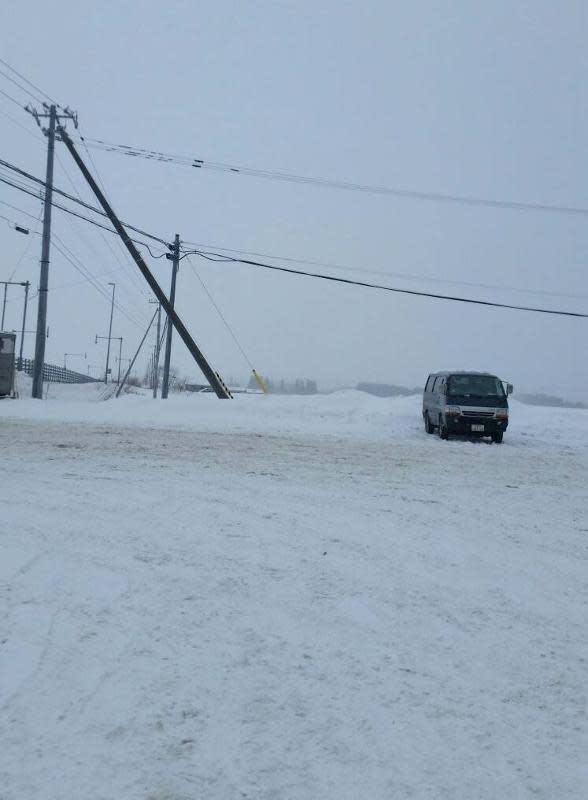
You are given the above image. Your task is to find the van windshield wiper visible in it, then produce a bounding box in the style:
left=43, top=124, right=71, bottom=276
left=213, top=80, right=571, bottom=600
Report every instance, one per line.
left=449, top=393, right=502, bottom=400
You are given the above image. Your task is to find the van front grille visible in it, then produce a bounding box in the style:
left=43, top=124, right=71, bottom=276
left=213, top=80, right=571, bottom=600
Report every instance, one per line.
left=461, top=410, right=494, bottom=418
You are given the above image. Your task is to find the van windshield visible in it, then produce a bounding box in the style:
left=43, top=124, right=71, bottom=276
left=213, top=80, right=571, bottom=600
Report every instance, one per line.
left=447, top=374, right=505, bottom=398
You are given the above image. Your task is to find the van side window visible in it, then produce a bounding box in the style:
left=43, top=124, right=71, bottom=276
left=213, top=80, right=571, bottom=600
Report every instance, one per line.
left=425, top=376, right=434, bottom=392
left=432, top=377, right=441, bottom=392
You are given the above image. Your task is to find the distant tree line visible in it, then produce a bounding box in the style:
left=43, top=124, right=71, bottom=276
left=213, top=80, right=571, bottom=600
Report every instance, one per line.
left=517, top=393, right=587, bottom=410
left=356, top=382, right=421, bottom=398
left=247, top=375, right=318, bottom=394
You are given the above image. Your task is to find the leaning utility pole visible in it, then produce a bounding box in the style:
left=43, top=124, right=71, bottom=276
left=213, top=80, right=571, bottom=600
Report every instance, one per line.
left=161, top=233, right=180, bottom=398
left=57, top=125, right=231, bottom=399
left=26, top=103, right=77, bottom=398
left=116, top=307, right=157, bottom=398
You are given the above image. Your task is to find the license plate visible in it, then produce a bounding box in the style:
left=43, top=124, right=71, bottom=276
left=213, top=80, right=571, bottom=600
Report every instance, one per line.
left=471, top=424, right=485, bottom=432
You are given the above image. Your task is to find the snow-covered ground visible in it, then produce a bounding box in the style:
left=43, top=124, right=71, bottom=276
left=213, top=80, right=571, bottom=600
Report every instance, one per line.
left=1, top=383, right=587, bottom=799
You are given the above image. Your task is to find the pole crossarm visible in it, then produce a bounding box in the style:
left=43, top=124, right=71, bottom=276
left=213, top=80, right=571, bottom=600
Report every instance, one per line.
left=57, top=125, right=231, bottom=399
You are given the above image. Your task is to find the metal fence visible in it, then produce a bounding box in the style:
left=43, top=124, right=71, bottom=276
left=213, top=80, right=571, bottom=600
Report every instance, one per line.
left=18, top=358, right=101, bottom=385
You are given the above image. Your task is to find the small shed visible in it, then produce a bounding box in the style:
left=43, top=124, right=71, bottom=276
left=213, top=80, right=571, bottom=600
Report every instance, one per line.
left=0, top=332, right=16, bottom=397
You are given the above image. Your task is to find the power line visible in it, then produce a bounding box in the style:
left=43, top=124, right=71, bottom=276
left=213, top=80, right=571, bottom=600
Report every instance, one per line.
left=3, top=195, right=149, bottom=326
left=0, top=195, right=41, bottom=218
left=76, top=125, right=156, bottom=294
left=8, top=208, right=43, bottom=281
left=0, top=67, right=44, bottom=105
left=0, top=210, right=31, bottom=228
left=0, top=104, right=45, bottom=143
left=4, top=153, right=585, bottom=304
left=3, top=140, right=586, bottom=316
left=0, top=87, right=24, bottom=109
left=54, top=150, right=152, bottom=302
left=0, top=203, right=42, bottom=283
left=187, top=249, right=588, bottom=319
left=48, top=266, right=138, bottom=294
left=51, top=233, right=146, bottom=329
left=0, top=57, right=58, bottom=106
left=77, top=134, right=588, bottom=218
left=184, top=254, right=254, bottom=369
left=1, top=195, right=148, bottom=327
left=4, top=157, right=586, bottom=315
left=0, top=156, right=171, bottom=247
left=0, top=172, right=169, bottom=255
left=181, top=239, right=588, bottom=302
left=3, top=62, right=577, bottom=221
left=4, top=166, right=586, bottom=315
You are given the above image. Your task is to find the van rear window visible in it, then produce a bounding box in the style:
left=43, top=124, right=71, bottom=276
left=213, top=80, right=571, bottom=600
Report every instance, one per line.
left=447, top=374, right=504, bottom=397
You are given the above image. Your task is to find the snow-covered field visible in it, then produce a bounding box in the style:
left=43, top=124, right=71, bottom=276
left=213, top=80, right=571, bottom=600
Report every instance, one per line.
left=1, top=384, right=587, bottom=799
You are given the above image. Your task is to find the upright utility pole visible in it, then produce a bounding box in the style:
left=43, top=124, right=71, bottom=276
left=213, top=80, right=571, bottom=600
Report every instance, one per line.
left=19, top=281, right=29, bottom=368
left=153, top=302, right=162, bottom=398
left=31, top=104, right=56, bottom=398
left=117, top=337, right=123, bottom=383
left=161, top=233, right=180, bottom=398
left=104, top=282, right=115, bottom=383
left=26, top=103, right=77, bottom=398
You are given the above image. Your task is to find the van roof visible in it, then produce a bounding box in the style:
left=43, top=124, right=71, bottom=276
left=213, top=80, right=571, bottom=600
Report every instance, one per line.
left=428, top=371, right=498, bottom=378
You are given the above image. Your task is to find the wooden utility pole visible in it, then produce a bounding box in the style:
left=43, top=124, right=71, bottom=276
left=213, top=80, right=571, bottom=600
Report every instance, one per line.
left=26, top=103, right=77, bottom=398
left=161, top=233, right=179, bottom=398
left=31, top=104, right=55, bottom=398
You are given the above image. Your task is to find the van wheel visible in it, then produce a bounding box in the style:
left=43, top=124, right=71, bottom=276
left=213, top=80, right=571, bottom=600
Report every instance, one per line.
left=424, top=412, right=434, bottom=434
left=492, top=432, right=503, bottom=444
left=438, top=415, right=449, bottom=440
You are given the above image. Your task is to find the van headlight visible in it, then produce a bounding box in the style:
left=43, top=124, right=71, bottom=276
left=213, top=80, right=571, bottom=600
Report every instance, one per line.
left=445, top=406, right=461, bottom=416
left=495, top=409, right=508, bottom=420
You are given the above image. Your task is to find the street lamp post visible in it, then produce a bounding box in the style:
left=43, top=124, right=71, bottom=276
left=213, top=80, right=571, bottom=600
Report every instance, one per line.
left=95, top=336, right=123, bottom=381
left=18, top=281, right=30, bottom=369
left=2, top=218, right=30, bottom=332
left=0, top=280, right=29, bottom=332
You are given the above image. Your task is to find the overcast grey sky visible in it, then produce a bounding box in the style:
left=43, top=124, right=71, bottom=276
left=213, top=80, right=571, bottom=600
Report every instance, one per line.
left=1, top=1, right=587, bottom=398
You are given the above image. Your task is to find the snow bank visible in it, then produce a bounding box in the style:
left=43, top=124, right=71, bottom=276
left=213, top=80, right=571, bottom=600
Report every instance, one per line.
left=3, top=376, right=588, bottom=450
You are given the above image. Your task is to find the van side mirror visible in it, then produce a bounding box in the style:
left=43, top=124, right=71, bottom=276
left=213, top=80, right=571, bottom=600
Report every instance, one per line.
left=506, top=383, right=513, bottom=395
